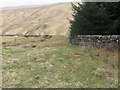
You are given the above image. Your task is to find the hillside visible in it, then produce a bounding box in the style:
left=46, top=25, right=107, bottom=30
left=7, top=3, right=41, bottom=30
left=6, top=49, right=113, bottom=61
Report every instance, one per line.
left=1, top=2, right=77, bottom=36
left=1, top=2, right=118, bottom=88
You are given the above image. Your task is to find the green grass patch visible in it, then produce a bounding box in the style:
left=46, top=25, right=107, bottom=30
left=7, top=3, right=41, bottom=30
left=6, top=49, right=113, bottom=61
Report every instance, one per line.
left=2, top=36, right=118, bottom=88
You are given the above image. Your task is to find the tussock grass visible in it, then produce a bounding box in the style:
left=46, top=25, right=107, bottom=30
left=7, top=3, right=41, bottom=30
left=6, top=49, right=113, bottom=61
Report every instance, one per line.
left=2, top=36, right=118, bottom=88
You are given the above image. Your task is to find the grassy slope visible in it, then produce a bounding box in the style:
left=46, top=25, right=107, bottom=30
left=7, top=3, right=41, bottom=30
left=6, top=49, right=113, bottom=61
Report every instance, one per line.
left=1, top=2, right=75, bottom=36
left=2, top=36, right=118, bottom=88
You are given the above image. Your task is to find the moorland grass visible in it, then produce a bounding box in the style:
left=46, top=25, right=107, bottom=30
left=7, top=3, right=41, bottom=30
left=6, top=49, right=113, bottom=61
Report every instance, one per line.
left=2, top=36, right=118, bottom=88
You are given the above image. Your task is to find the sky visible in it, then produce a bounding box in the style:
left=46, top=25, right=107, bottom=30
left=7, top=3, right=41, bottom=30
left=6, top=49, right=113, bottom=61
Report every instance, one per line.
left=0, top=0, right=80, bottom=8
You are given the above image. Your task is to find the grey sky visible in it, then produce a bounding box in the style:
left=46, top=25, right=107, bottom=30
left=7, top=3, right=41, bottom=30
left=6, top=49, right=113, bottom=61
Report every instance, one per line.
left=0, top=0, right=80, bottom=8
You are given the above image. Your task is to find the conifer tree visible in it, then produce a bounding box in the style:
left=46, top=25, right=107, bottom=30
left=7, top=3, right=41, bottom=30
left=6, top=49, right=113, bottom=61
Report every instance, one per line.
left=69, top=2, right=120, bottom=39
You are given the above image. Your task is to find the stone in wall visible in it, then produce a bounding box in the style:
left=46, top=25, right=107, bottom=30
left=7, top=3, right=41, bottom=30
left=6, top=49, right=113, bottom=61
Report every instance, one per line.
left=70, top=35, right=119, bottom=49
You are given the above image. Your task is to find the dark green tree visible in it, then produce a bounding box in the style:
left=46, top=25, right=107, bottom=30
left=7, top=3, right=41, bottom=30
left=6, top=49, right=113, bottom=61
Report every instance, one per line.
left=69, top=2, right=120, bottom=39
left=96, top=2, right=120, bottom=34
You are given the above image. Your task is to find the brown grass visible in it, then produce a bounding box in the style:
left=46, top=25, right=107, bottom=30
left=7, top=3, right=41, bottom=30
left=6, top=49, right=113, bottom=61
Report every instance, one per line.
left=1, top=2, right=78, bottom=36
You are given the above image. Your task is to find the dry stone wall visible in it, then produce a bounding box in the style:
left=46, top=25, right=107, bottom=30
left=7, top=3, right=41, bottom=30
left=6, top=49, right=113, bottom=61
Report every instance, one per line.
left=70, top=35, right=119, bottom=49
